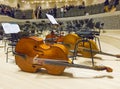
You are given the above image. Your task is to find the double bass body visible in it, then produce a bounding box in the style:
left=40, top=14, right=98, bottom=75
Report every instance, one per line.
left=15, top=36, right=69, bottom=75
left=63, top=33, right=99, bottom=58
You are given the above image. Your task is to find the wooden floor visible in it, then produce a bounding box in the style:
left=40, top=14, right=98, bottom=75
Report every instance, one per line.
left=0, top=30, right=120, bottom=89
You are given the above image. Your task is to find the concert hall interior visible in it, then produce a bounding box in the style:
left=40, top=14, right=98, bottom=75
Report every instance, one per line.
left=0, top=0, right=120, bottom=89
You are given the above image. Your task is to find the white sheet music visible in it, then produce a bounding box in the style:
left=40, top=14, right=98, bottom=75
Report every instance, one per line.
left=46, top=14, right=58, bottom=24
left=1, top=23, right=20, bottom=34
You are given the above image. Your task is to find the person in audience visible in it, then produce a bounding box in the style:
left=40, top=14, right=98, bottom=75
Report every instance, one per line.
left=104, top=0, right=110, bottom=12
left=79, top=0, right=85, bottom=9
left=17, top=3, right=20, bottom=9
left=111, top=0, right=119, bottom=11
left=60, top=6, right=64, bottom=17
left=63, top=6, right=67, bottom=15
left=104, top=0, right=119, bottom=12
left=34, top=8, right=37, bottom=19
left=82, top=0, right=85, bottom=9
left=84, top=11, right=89, bottom=16
left=22, top=12, right=26, bottom=19
left=11, top=8, right=15, bottom=18
left=109, top=0, right=115, bottom=8
left=37, top=6, right=42, bottom=19
left=113, top=0, right=119, bottom=7
left=0, top=7, right=2, bottom=14
left=53, top=5, right=57, bottom=18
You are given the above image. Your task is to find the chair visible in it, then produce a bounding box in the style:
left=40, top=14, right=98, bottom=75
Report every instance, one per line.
left=73, top=29, right=102, bottom=66
left=6, top=33, right=19, bottom=62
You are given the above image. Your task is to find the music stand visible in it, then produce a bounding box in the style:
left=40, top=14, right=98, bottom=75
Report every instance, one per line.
left=46, top=14, right=58, bottom=25
left=1, top=23, right=21, bottom=62
left=1, top=23, right=20, bottom=34
left=46, top=14, right=61, bottom=44
left=46, top=13, right=63, bottom=32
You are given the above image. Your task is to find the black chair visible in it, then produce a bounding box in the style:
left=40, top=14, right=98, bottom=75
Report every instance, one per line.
left=73, top=29, right=102, bottom=66
left=6, top=33, right=19, bottom=62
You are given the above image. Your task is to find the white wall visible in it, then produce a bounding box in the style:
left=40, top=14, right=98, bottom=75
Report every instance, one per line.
left=0, top=0, right=18, bottom=7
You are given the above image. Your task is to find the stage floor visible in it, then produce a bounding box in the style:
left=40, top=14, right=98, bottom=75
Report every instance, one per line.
left=0, top=30, right=120, bottom=89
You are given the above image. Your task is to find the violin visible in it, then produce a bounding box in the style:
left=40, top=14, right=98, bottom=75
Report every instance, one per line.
left=15, top=36, right=113, bottom=75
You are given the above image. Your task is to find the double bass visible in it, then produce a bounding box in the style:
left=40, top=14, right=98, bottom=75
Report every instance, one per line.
left=15, top=36, right=112, bottom=75
left=63, top=33, right=99, bottom=58
left=63, top=33, right=120, bottom=58
left=45, top=30, right=64, bottom=44
left=15, top=36, right=68, bottom=75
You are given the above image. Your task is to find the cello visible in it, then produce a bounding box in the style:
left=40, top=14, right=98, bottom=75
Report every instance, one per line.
left=15, top=36, right=112, bottom=75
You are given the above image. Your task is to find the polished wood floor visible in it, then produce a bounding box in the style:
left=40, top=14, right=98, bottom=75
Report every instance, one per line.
left=0, top=30, right=120, bottom=89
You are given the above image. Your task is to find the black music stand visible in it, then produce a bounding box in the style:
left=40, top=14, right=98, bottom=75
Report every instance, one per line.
left=45, top=14, right=60, bottom=43
left=1, top=23, right=20, bottom=62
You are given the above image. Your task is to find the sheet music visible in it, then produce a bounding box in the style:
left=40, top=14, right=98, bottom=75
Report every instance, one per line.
left=1, top=23, right=20, bottom=34
left=46, top=14, right=58, bottom=24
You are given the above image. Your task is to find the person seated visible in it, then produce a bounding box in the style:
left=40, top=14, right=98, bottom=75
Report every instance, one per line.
left=104, top=0, right=119, bottom=12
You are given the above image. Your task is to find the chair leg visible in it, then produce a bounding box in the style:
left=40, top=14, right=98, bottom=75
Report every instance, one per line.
left=88, top=40, right=94, bottom=66
left=6, top=47, right=9, bottom=63
left=73, top=39, right=95, bottom=66
left=6, top=47, right=12, bottom=63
